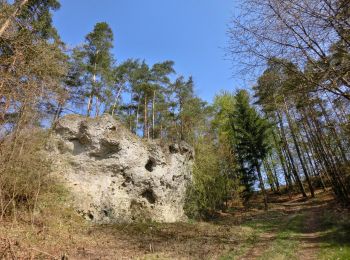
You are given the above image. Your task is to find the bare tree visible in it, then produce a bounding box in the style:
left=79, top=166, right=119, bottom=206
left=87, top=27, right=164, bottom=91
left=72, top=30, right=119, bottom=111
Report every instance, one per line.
left=228, top=0, right=350, bottom=99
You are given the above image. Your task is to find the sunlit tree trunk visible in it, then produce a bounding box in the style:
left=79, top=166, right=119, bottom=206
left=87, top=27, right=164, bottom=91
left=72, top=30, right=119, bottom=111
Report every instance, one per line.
left=0, top=0, right=29, bottom=37
left=143, top=95, right=148, bottom=139
left=269, top=154, right=280, bottom=193
left=284, top=100, right=315, bottom=198
left=256, top=161, right=268, bottom=210
left=277, top=111, right=307, bottom=197
left=87, top=64, right=97, bottom=117
left=152, top=90, right=155, bottom=139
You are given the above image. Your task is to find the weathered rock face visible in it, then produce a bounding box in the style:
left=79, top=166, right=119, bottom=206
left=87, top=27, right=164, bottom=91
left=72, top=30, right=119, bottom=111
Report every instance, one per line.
left=47, top=114, right=194, bottom=223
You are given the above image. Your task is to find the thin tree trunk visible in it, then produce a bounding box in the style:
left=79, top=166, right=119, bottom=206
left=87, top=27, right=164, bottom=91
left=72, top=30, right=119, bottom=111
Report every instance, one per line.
left=152, top=90, right=155, bottom=139
left=300, top=116, right=327, bottom=190
left=272, top=129, right=292, bottom=189
left=111, top=84, right=124, bottom=117
left=136, top=98, right=140, bottom=134
left=277, top=111, right=307, bottom=197
left=307, top=106, right=349, bottom=201
left=318, top=101, right=348, bottom=163
left=0, top=0, right=29, bottom=37
left=256, top=163, right=268, bottom=210
left=87, top=92, right=93, bottom=117
left=87, top=67, right=97, bottom=117
left=52, top=102, right=63, bottom=124
left=269, top=154, right=280, bottom=193
left=263, top=160, right=275, bottom=192
left=143, top=95, right=148, bottom=139
left=160, top=123, right=163, bottom=140
left=284, top=100, right=315, bottom=198
left=95, top=96, right=100, bottom=117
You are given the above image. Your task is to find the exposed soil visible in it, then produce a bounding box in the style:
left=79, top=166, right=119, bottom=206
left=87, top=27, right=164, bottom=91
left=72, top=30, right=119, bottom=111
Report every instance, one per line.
left=0, top=189, right=345, bottom=259
left=239, top=189, right=336, bottom=260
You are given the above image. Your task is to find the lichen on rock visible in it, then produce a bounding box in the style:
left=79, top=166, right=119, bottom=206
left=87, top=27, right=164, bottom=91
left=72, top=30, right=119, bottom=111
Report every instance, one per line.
left=47, top=114, right=194, bottom=223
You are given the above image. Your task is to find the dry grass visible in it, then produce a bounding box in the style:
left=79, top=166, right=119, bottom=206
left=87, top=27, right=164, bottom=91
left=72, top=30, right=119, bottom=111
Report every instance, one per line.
left=0, top=207, right=256, bottom=259
left=0, top=187, right=346, bottom=259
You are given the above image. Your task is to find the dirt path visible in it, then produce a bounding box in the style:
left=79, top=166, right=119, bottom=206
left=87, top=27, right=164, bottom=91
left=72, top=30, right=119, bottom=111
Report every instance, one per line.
left=239, top=231, right=277, bottom=260
left=297, top=207, right=323, bottom=260
left=238, top=192, right=333, bottom=260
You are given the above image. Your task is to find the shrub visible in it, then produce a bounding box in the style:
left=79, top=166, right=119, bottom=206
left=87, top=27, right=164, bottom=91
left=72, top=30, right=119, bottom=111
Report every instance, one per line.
left=184, top=139, right=237, bottom=219
left=0, top=129, right=52, bottom=219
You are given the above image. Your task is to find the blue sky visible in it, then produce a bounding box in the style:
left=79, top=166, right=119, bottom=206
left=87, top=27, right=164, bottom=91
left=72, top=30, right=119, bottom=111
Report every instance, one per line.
left=53, top=0, right=241, bottom=102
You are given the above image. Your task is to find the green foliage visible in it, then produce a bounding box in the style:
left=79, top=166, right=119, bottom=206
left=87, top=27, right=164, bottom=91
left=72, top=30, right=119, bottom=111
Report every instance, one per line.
left=73, top=22, right=115, bottom=116
left=184, top=137, right=235, bottom=219
left=318, top=210, right=350, bottom=260
left=231, top=90, right=271, bottom=163
left=84, top=22, right=114, bottom=76
left=20, top=0, right=61, bottom=40
left=230, top=90, right=271, bottom=201
left=212, top=91, right=236, bottom=138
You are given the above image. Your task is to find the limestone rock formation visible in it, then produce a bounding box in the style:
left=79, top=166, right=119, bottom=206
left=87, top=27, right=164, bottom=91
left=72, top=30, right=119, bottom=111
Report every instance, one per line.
left=47, top=114, right=194, bottom=223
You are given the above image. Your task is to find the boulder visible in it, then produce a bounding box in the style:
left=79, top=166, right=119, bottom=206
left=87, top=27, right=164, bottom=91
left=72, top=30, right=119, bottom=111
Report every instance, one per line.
left=47, top=114, right=194, bottom=223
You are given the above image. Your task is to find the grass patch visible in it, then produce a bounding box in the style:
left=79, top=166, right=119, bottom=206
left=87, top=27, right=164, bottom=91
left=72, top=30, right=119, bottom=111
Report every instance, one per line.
left=259, top=213, right=304, bottom=260
left=220, top=210, right=305, bottom=260
left=219, top=210, right=288, bottom=259
left=318, top=210, right=350, bottom=260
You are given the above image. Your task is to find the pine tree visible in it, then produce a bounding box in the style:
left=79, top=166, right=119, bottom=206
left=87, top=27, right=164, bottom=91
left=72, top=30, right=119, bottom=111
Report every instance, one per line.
left=76, top=22, right=114, bottom=117
left=230, top=90, right=271, bottom=210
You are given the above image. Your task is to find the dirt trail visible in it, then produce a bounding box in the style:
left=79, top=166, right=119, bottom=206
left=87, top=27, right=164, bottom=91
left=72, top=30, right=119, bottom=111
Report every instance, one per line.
left=297, top=207, right=323, bottom=260
left=239, top=191, right=333, bottom=260
left=239, top=231, right=277, bottom=260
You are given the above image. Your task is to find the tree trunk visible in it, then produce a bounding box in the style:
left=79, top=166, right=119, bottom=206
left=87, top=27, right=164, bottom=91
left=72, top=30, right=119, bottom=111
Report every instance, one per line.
left=87, top=92, right=93, bottom=117
left=277, top=111, right=307, bottom=197
left=87, top=68, right=97, bottom=117
left=269, top=154, right=280, bottom=193
left=318, top=101, right=348, bottom=163
left=143, top=95, right=148, bottom=139
left=272, top=129, right=292, bottom=189
left=256, top=163, right=268, bottom=211
left=263, top=160, right=275, bottom=192
left=95, top=96, right=100, bottom=117
left=111, top=85, right=124, bottom=117
left=284, top=100, right=315, bottom=198
left=52, top=102, right=63, bottom=124
left=136, top=100, right=140, bottom=134
left=152, top=90, right=155, bottom=139
left=0, top=0, right=29, bottom=37
left=307, top=106, right=349, bottom=201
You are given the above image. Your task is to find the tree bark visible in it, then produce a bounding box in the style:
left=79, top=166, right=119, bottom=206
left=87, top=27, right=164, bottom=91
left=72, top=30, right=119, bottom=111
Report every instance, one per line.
left=269, top=154, right=280, bottom=193
left=152, top=90, right=155, bottom=139
left=111, top=84, right=124, bottom=117
left=284, top=100, right=315, bottom=198
left=0, top=0, right=29, bottom=38
left=135, top=98, right=140, bottom=134
left=256, top=163, right=268, bottom=211
left=143, top=95, right=148, bottom=139
left=277, top=111, right=307, bottom=197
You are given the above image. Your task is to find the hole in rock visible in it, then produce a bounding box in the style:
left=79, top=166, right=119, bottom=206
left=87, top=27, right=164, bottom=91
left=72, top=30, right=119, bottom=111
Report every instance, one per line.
left=87, top=213, right=94, bottom=220
left=169, top=144, right=178, bottom=154
left=141, top=189, right=156, bottom=204
left=103, top=209, right=110, bottom=217
left=145, top=158, right=156, bottom=172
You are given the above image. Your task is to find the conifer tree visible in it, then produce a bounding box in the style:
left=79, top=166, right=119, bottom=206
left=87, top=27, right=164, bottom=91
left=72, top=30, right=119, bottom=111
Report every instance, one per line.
left=230, top=90, right=271, bottom=210
left=76, top=22, right=114, bottom=117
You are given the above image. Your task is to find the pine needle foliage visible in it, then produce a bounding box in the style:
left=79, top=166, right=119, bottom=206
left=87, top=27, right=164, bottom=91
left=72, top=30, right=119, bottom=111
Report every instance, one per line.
left=230, top=90, right=271, bottom=209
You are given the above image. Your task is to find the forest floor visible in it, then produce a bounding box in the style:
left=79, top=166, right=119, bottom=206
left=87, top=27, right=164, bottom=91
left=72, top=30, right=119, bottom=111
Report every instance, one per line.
left=0, top=189, right=349, bottom=259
